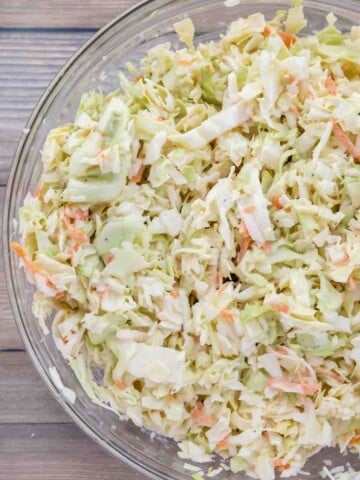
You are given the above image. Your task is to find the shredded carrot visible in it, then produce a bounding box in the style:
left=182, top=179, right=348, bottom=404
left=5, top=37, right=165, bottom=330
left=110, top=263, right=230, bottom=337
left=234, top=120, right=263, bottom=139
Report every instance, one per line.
left=273, top=458, right=290, bottom=472
left=239, top=236, right=252, bottom=260
left=67, top=227, right=88, bottom=250
left=105, top=254, right=114, bottom=264
left=99, top=287, right=108, bottom=305
left=45, top=277, right=55, bottom=289
left=133, top=74, right=143, bottom=83
left=218, top=435, right=229, bottom=450
left=243, top=205, right=256, bottom=214
left=270, top=302, right=289, bottom=314
left=278, top=30, right=297, bottom=48
left=290, top=107, right=300, bottom=118
left=10, top=242, right=42, bottom=275
left=171, top=288, right=179, bottom=299
left=325, top=75, right=337, bottom=95
left=115, top=378, right=125, bottom=390
left=349, top=435, right=360, bottom=446
left=275, top=346, right=289, bottom=355
left=314, top=366, right=345, bottom=384
left=98, top=149, right=107, bottom=169
left=334, top=256, right=350, bottom=266
left=63, top=213, right=89, bottom=252
left=178, top=59, right=192, bottom=67
left=34, top=183, right=43, bottom=198
left=332, top=121, right=360, bottom=162
left=271, top=196, right=284, bottom=210
left=10, top=242, right=27, bottom=259
left=239, top=221, right=250, bottom=238
left=287, top=74, right=296, bottom=84
left=61, top=337, right=69, bottom=345
left=130, top=164, right=145, bottom=183
left=268, top=377, right=320, bottom=396
left=64, top=206, right=89, bottom=223
left=220, top=309, right=234, bottom=322
left=55, top=291, right=66, bottom=300
left=191, top=402, right=215, bottom=427
left=262, top=26, right=271, bottom=37
left=262, top=242, right=271, bottom=254
left=307, top=90, right=315, bottom=101
left=215, top=270, right=223, bottom=290
left=348, top=275, right=357, bottom=292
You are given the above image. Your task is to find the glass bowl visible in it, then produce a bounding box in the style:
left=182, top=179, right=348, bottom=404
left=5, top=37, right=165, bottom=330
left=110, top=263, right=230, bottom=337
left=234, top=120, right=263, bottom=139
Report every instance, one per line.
left=3, top=0, right=360, bottom=478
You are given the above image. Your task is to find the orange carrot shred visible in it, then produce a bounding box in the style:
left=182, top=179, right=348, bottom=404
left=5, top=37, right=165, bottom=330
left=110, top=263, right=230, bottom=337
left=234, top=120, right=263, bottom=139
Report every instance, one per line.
left=262, top=26, right=271, bottom=37
left=218, top=435, right=229, bottom=450
left=220, top=309, right=234, bottom=322
left=268, top=377, right=320, bottom=396
left=349, top=275, right=357, bottom=292
left=178, top=59, right=192, bottom=67
left=215, top=270, right=223, bottom=290
left=334, top=256, right=350, bottom=266
left=10, top=242, right=27, bottom=259
left=243, top=205, right=256, bottom=213
left=262, top=242, right=271, bottom=254
left=171, top=288, right=179, bottom=299
left=191, top=402, right=215, bottom=427
left=270, top=302, right=289, bottom=313
left=325, top=75, right=337, bottom=95
left=130, top=164, right=145, bottom=183
left=287, top=74, right=296, bottom=84
left=273, top=458, right=290, bottom=472
left=34, top=184, right=43, bottom=198
left=314, top=366, right=345, bottom=384
left=278, top=30, right=297, bottom=48
left=105, top=254, right=114, bottom=264
left=10, top=242, right=42, bottom=275
left=307, top=90, right=315, bottom=101
left=271, top=196, right=284, bottom=210
left=45, top=277, right=55, bottom=289
left=332, top=121, right=360, bottom=162
left=239, top=236, right=252, bottom=260
left=350, top=435, right=360, bottom=446
left=239, top=221, right=250, bottom=238
left=115, top=379, right=125, bottom=390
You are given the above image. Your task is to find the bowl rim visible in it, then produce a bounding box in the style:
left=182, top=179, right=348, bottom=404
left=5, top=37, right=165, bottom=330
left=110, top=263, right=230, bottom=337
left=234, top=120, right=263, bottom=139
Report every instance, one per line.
left=2, top=0, right=360, bottom=479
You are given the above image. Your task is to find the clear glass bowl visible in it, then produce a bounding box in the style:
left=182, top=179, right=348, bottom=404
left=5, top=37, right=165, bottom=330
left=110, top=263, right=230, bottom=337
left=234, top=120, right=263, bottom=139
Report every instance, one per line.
left=3, top=0, right=360, bottom=478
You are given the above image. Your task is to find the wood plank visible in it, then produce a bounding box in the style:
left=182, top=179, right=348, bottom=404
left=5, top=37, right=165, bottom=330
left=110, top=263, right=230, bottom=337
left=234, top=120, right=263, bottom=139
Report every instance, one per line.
left=0, top=1, right=134, bottom=29
left=0, top=187, right=20, bottom=350
left=0, top=352, right=69, bottom=423
left=0, top=423, right=145, bottom=480
left=0, top=30, right=92, bottom=185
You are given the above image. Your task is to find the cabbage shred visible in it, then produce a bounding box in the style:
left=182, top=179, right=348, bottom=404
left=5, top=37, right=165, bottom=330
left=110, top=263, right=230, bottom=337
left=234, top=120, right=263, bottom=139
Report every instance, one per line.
left=12, top=4, right=360, bottom=480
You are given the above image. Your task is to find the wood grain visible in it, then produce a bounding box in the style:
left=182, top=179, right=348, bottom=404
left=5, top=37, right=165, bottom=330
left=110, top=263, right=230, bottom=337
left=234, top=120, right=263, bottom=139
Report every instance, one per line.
left=0, top=424, right=144, bottom=480
left=0, top=1, right=134, bottom=29
left=0, top=352, right=69, bottom=423
left=0, top=30, right=92, bottom=185
left=0, top=187, right=21, bottom=350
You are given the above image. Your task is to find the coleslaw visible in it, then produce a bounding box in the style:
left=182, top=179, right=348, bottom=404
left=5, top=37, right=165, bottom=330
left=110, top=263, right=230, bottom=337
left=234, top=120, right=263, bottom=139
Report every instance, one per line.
left=12, top=3, right=360, bottom=479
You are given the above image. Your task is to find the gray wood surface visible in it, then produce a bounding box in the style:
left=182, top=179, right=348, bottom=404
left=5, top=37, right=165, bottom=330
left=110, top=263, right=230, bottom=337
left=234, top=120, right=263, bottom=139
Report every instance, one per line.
left=0, top=1, right=134, bottom=29
left=0, top=424, right=143, bottom=480
left=0, top=1, right=147, bottom=478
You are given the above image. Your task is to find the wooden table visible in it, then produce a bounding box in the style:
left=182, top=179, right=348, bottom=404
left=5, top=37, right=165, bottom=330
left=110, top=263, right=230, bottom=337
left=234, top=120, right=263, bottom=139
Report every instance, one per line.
left=0, top=2, right=145, bottom=478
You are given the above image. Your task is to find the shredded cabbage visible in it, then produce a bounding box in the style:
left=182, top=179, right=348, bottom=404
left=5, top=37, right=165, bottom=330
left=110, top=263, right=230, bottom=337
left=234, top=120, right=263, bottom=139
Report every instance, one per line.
left=12, top=3, right=360, bottom=479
